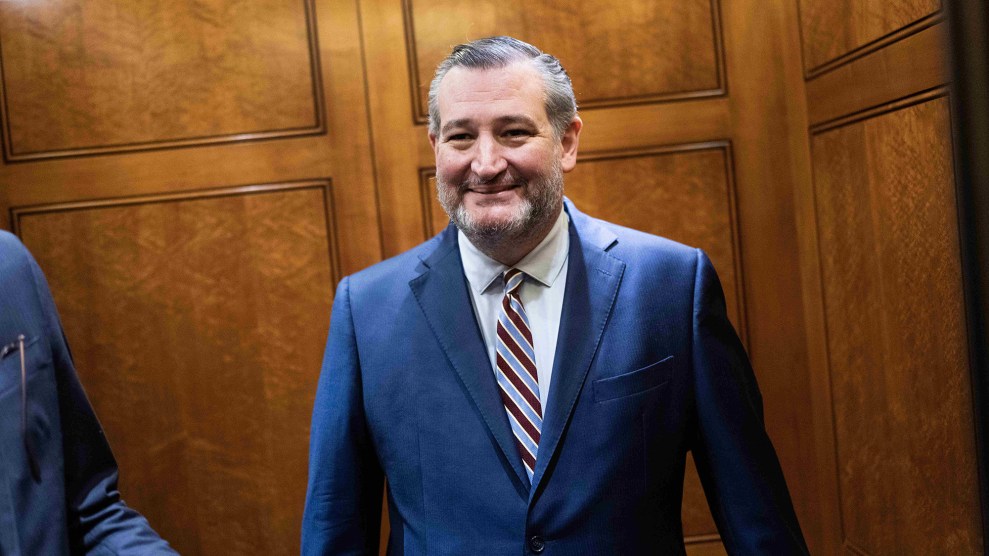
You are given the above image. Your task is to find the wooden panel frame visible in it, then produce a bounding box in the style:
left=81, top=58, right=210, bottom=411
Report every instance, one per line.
left=946, top=0, right=989, bottom=544
left=0, top=0, right=327, bottom=163
left=400, top=0, right=728, bottom=126
left=799, top=7, right=943, bottom=80
left=9, top=179, right=340, bottom=284
left=809, top=87, right=982, bottom=554
left=805, top=22, right=949, bottom=129
left=10, top=178, right=338, bottom=554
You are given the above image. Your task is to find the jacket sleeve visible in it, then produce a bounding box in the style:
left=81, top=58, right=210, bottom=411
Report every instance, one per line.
left=25, top=244, right=178, bottom=555
left=688, top=249, right=808, bottom=555
left=302, top=276, right=384, bottom=555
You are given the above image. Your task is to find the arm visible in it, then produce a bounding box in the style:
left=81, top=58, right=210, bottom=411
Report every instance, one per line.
left=688, top=250, right=808, bottom=555
left=24, top=244, right=177, bottom=555
left=302, top=276, right=384, bottom=555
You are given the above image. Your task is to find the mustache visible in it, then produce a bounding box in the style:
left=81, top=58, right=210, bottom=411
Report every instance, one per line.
left=454, top=171, right=526, bottom=192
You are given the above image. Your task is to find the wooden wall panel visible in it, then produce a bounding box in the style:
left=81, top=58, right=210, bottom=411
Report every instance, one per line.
left=404, top=0, right=724, bottom=122
left=0, top=0, right=322, bottom=160
left=13, top=183, right=336, bottom=556
left=798, top=0, right=940, bottom=75
left=804, top=23, right=948, bottom=127
left=811, top=95, right=982, bottom=554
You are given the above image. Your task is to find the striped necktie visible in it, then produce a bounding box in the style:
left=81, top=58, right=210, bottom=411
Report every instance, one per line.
left=495, top=268, right=542, bottom=480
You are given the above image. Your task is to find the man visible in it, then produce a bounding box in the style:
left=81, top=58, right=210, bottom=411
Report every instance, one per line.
left=303, top=36, right=807, bottom=555
left=0, top=231, right=176, bottom=555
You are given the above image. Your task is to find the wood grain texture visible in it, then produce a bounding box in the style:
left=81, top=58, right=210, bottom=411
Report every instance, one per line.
left=0, top=0, right=382, bottom=275
left=404, top=0, right=723, bottom=122
left=720, top=1, right=823, bottom=551
left=811, top=96, right=982, bottom=554
left=798, top=0, right=940, bottom=72
left=806, top=22, right=948, bottom=128
left=685, top=538, right=728, bottom=556
left=0, top=0, right=321, bottom=158
left=16, top=184, right=335, bottom=556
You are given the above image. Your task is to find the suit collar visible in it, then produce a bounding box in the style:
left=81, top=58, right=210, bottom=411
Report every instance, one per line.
left=529, top=200, right=624, bottom=497
left=410, top=225, right=533, bottom=492
left=457, top=208, right=570, bottom=293
left=410, top=200, right=624, bottom=497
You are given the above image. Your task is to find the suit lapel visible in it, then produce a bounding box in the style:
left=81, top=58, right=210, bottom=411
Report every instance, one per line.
left=530, top=201, right=625, bottom=496
left=409, top=225, right=531, bottom=490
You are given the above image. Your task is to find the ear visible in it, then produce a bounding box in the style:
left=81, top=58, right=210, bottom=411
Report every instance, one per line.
left=559, top=116, right=582, bottom=173
left=428, top=130, right=438, bottom=151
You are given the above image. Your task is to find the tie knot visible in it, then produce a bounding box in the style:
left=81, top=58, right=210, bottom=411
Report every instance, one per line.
left=503, top=268, right=525, bottom=296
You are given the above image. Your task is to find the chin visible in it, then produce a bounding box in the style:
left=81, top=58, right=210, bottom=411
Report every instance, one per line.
left=466, top=204, right=522, bottom=226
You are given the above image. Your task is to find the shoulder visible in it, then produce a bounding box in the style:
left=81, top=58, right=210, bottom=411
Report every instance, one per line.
left=0, top=230, right=39, bottom=287
left=569, top=205, right=700, bottom=272
left=343, top=229, right=449, bottom=297
left=0, top=229, right=31, bottom=261
left=606, top=220, right=696, bottom=259
left=0, top=231, right=54, bottom=341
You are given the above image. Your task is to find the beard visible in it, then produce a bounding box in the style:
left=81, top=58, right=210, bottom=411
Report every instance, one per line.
left=436, top=162, right=564, bottom=253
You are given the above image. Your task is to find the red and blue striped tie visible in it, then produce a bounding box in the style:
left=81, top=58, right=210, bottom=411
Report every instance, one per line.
left=496, top=268, right=542, bottom=480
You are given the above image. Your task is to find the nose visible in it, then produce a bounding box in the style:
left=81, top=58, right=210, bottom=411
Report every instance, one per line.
left=470, top=134, right=508, bottom=180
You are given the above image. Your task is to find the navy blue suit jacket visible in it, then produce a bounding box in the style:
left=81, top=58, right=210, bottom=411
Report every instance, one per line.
left=302, top=201, right=807, bottom=555
left=0, top=231, right=176, bottom=555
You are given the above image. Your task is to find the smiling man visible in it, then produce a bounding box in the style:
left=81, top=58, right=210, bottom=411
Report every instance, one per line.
left=430, top=55, right=576, bottom=268
left=302, top=36, right=808, bottom=555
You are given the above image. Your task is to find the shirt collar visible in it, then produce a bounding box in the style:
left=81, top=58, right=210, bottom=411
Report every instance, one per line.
left=458, top=208, right=570, bottom=294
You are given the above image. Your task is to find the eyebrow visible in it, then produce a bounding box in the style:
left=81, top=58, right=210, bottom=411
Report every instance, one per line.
left=496, top=115, right=538, bottom=128
left=440, top=114, right=539, bottom=135
left=440, top=119, right=472, bottom=135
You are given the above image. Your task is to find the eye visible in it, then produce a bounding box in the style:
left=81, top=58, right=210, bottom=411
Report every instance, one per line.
left=503, top=128, right=532, bottom=138
left=444, top=132, right=472, bottom=142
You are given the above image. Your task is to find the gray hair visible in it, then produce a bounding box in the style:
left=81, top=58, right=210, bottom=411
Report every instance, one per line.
left=427, top=36, right=577, bottom=139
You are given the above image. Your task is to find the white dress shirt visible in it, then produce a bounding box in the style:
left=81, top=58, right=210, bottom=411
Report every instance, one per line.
left=458, top=209, right=570, bottom=410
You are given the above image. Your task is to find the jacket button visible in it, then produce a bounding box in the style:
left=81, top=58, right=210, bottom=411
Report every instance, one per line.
left=528, top=535, right=545, bottom=553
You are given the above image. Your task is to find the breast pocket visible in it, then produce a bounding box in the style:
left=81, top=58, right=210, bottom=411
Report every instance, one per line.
left=592, top=356, right=674, bottom=403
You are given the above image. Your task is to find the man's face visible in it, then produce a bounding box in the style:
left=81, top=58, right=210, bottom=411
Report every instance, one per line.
left=429, top=61, right=580, bottom=244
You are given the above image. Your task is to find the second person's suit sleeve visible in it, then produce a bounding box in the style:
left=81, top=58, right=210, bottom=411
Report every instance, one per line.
left=23, top=239, right=178, bottom=555
left=302, top=276, right=384, bottom=556
left=687, top=249, right=808, bottom=555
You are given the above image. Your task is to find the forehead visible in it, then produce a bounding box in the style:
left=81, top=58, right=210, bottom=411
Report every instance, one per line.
left=436, top=61, right=548, bottom=125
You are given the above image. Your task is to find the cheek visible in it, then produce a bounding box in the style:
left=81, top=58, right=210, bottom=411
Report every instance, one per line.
left=509, top=146, right=559, bottom=177
left=435, top=151, right=470, bottom=179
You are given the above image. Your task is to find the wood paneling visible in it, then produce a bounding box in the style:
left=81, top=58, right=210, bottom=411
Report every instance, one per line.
left=0, top=0, right=376, bottom=554
left=811, top=95, right=982, bottom=554
left=0, top=0, right=381, bottom=275
left=798, top=0, right=940, bottom=74
left=404, top=0, right=724, bottom=122
left=577, top=99, right=731, bottom=155
left=13, top=183, right=336, bottom=556
left=805, top=22, right=948, bottom=127
left=720, top=1, right=822, bottom=549
left=0, top=0, right=322, bottom=160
